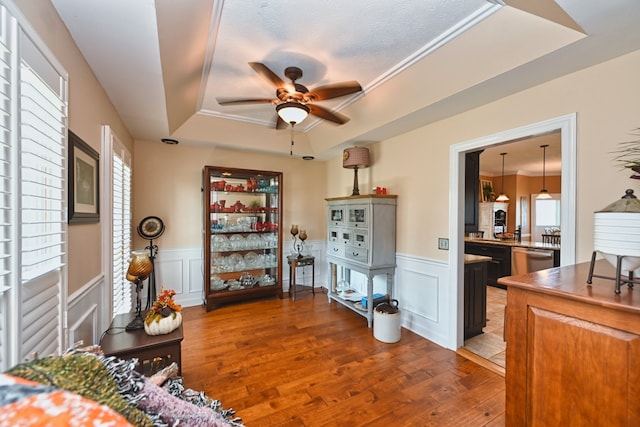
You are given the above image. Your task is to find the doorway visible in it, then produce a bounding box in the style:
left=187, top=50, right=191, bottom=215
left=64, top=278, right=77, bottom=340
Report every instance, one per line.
left=449, top=113, right=577, bottom=354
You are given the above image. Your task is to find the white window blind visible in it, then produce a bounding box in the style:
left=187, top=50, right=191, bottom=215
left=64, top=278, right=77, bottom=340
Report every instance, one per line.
left=111, top=141, right=131, bottom=316
left=20, top=59, right=66, bottom=283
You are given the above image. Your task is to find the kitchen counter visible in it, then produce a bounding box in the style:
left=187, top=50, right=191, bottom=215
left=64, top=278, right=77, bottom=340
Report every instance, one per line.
left=464, top=254, right=492, bottom=264
left=465, top=238, right=561, bottom=287
left=465, top=237, right=560, bottom=251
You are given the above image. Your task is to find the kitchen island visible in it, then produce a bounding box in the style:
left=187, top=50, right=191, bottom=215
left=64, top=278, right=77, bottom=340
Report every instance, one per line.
left=465, top=238, right=560, bottom=287
left=499, top=260, right=639, bottom=425
left=464, top=254, right=491, bottom=339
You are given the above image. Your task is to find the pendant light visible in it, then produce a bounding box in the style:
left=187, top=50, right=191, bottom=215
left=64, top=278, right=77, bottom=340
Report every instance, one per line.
left=496, top=152, right=509, bottom=202
left=537, top=144, right=552, bottom=200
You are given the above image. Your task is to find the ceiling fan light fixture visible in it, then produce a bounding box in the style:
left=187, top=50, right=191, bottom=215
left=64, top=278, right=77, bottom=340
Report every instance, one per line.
left=276, top=102, right=309, bottom=125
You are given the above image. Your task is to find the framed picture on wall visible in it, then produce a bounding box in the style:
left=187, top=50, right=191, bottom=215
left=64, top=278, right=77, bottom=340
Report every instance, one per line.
left=480, top=179, right=493, bottom=202
left=68, top=130, right=100, bottom=224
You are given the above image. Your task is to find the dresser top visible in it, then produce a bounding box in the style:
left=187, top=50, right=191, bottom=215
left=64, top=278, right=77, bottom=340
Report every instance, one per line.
left=325, top=194, right=397, bottom=202
left=498, top=259, right=640, bottom=314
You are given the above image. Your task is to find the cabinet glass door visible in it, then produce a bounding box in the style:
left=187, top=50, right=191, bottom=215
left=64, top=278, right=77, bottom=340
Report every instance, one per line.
left=329, top=207, right=345, bottom=226
left=348, top=205, right=368, bottom=228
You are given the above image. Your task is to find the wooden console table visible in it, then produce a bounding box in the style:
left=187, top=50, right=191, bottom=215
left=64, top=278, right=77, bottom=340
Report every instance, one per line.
left=499, top=260, right=640, bottom=426
left=100, top=313, right=184, bottom=376
left=287, top=255, right=315, bottom=301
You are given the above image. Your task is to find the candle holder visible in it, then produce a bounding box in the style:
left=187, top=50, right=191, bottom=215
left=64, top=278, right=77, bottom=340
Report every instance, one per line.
left=290, top=224, right=306, bottom=258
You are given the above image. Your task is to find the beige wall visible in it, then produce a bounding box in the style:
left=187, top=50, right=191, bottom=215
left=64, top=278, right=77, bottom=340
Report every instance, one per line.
left=16, top=1, right=640, bottom=292
left=15, top=0, right=134, bottom=294
left=327, top=49, right=640, bottom=263
left=132, top=141, right=327, bottom=251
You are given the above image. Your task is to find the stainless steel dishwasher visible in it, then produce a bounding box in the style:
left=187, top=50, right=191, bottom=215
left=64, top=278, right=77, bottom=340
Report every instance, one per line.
left=511, top=247, right=555, bottom=275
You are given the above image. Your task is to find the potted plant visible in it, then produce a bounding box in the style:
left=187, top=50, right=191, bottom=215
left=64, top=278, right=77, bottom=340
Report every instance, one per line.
left=482, top=183, right=493, bottom=202
left=613, top=128, right=640, bottom=179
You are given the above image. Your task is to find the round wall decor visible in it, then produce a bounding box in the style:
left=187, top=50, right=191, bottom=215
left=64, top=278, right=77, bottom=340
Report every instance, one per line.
left=137, top=216, right=165, bottom=240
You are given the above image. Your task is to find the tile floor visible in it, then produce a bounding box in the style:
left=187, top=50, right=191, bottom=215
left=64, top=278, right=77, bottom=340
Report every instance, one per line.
left=463, top=286, right=507, bottom=368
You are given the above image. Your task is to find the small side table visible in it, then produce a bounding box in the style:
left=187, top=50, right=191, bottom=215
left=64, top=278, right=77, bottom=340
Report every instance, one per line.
left=287, top=255, right=315, bottom=301
left=100, top=312, right=183, bottom=376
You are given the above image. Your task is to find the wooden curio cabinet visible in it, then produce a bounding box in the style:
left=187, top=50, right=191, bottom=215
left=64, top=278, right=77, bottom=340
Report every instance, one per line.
left=203, top=166, right=283, bottom=311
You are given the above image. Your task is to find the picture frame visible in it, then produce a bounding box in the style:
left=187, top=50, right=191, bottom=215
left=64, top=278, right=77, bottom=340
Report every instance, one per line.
left=480, top=179, right=493, bottom=202
left=68, top=130, right=100, bottom=224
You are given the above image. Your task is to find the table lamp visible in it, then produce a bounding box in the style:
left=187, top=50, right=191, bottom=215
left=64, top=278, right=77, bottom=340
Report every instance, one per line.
left=343, top=146, right=370, bottom=196
left=125, top=250, right=153, bottom=331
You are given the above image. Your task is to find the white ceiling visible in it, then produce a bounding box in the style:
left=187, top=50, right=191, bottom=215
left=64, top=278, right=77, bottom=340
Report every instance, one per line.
left=51, top=0, right=640, bottom=172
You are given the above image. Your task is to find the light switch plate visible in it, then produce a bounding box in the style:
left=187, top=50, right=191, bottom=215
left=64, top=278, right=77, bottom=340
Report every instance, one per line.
left=438, top=238, right=449, bottom=250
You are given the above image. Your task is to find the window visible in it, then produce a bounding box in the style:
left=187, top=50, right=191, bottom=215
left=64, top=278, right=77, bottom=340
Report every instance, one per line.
left=111, top=137, right=131, bottom=316
left=0, top=0, right=68, bottom=369
left=535, top=199, right=561, bottom=227
left=102, top=125, right=132, bottom=319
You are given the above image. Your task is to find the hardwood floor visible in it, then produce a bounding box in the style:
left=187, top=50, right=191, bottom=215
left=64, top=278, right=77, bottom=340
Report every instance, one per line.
left=180, top=289, right=505, bottom=426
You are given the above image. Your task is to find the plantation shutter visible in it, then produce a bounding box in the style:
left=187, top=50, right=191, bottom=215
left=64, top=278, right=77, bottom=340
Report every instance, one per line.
left=111, top=140, right=132, bottom=316
left=0, top=1, right=68, bottom=366
left=0, top=3, right=15, bottom=371
left=19, top=24, right=67, bottom=360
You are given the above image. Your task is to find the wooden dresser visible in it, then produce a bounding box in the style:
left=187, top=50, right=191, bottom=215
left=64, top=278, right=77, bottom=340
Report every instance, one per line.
left=325, top=195, right=397, bottom=327
left=499, top=260, right=640, bottom=426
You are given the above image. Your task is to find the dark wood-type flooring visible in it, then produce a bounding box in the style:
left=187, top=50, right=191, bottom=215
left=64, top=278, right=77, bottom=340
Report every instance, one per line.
left=180, top=289, right=505, bottom=426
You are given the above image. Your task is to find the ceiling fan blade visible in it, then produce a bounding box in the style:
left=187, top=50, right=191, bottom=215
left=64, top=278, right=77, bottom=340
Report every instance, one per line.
left=308, top=104, right=349, bottom=125
left=249, top=62, right=285, bottom=88
left=217, top=98, right=275, bottom=106
left=306, top=81, right=362, bottom=101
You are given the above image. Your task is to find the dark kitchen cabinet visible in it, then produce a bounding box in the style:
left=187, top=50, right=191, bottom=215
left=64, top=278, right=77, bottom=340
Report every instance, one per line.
left=465, top=241, right=511, bottom=288
left=465, top=150, right=482, bottom=233
left=464, top=258, right=488, bottom=339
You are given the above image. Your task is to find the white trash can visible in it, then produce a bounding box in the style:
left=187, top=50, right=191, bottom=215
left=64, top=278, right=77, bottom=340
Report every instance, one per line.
left=373, top=300, right=401, bottom=343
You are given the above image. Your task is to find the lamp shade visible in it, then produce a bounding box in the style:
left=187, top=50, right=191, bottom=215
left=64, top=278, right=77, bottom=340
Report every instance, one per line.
left=276, top=102, right=309, bottom=125
left=127, top=250, right=153, bottom=281
left=343, top=146, right=371, bottom=169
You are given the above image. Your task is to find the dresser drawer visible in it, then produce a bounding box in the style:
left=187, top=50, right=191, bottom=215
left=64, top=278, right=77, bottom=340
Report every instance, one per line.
left=327, top=243, right=345, bottom=257
left=328, top=227, right=340, bottom=243
left=346, top=246, right=368, bottom=263
left=329, top=227, right=353, bottom=245
left=352, top=229, right=369, bottom=248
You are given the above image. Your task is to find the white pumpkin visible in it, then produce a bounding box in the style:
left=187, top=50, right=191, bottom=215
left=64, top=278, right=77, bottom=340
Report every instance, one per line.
left=144, top=312, right=182, bottom=336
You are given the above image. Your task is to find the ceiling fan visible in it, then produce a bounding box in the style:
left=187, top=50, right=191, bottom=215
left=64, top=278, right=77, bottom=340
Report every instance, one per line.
left=217, top=62, right=363, bottom=129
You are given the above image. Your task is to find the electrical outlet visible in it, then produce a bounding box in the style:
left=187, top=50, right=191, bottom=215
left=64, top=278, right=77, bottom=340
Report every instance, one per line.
left=438, top=238, right=449, bottom=250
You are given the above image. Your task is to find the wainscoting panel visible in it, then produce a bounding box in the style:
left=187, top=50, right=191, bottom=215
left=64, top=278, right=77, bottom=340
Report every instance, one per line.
left=155, top=247, right=203, bottom=308
left=67, top=274, right=104, bottom=349
left=188, top=257, right=204, bottom=295
left=395, top=254, right=451, bottom=349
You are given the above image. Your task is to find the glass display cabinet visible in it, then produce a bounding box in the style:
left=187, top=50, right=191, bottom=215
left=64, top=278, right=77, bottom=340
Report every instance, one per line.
left=203, top=166, right=283, bottom=311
